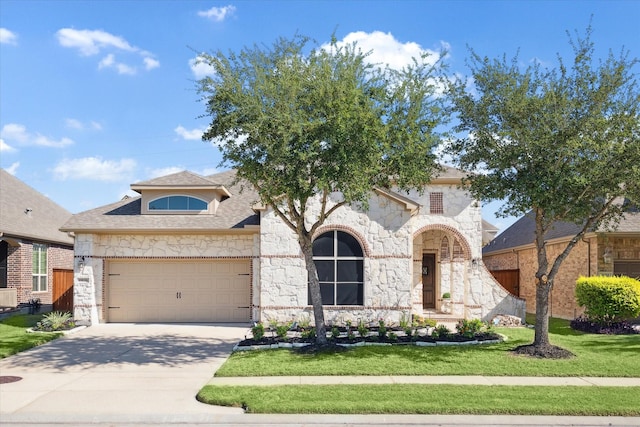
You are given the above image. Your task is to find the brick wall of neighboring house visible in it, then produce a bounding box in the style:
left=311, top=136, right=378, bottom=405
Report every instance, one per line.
left=484, top=237, right=597, bottom=320
left=6, top=241, right=74, bottom=306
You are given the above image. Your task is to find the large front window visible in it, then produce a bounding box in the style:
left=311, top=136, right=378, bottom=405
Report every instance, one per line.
left=32, top=243, right=47, bottom=292
left=310, top=230, right=364, bottom=305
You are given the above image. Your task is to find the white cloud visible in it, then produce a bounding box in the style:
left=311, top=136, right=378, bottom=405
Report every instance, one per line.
left=53, top=157, right=137, bottom=181
left=1, top=139, right=16, bottom=152
left=56, top=28, right=135, bottom=56
left=143, top=57, right=160, bottom=70
left=0, top=28, right=18, bottom=45
left=65, top=118, right=104, bottom=131
left=148, top=166, right=219, bottom=179
left=198, top=5, right=236, bottom=22
left=148, top=166, right=185, bottom=179
left=5, top=162, right=20, bottom=175
left=56, top=28, right=159, bottom=74
left=189, top=55, right=215, bottom=79
left=325, top=31, right=446, bottom=71
left=174, top=125, right=204, bottom=141
left=0, top=123, right=73, bottom=148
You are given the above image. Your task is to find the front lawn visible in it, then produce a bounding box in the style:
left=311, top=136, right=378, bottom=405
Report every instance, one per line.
left=215, top=318, right=640, bottom=377
left=197, top=384, right=640, bottom=415
left=0, top=314, right=62, bottom=358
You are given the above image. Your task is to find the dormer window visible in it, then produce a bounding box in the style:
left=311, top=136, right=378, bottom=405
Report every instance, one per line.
left=148, top=195, right=208, bottom=211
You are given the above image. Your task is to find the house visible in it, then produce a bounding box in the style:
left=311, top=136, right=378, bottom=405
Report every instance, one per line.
left=0, top=169, right=75, bottom=311
left=61, top=168, right=525, bottom=325
left=483, top=205, right=640, bottom=320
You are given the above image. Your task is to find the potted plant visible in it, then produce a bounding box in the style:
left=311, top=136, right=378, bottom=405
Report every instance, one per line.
left=441, top=292, right=452, bottom=314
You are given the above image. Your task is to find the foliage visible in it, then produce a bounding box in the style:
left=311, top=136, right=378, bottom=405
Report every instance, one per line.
left=330, top=326, right=341, bottom=340
left=198, top=33, right=448, bottom=344
left=251, top=322, right=265, bottom=341
left=357, top=320, right=369, bottom=338
left=445, top=24, right=640, bottom=349
left=33, top=311, right=74, bottom=332
left=301, top=327, right=316, bottom=341
left=575, top=275, right=640, bottom=324
left=431, top=324, right=451, bottom=338
left=570, top=316, right=639, bottom=335
left=412, top=316, right=437, bottom=328
left=275, top=322, right=292, bottom=339
left=398, top=312, right=410, bottom=330
left=441, top=292, right=451, bottom=299
left=377, top=319, right=387, bottom=339
left=455, top=319, right=485, bottom=338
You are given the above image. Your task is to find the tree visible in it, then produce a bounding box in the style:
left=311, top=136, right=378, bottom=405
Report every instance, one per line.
left=446, top=26, right=640, bottom=356
left=198, top=35, right=447, bottom=346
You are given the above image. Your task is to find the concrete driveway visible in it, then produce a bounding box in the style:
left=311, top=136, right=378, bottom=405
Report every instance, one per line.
left=0, top=323, right=248, bottom=423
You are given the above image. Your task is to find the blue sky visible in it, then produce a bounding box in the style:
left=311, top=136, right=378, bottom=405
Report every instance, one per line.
left=1, top=0, right=639, bottom=234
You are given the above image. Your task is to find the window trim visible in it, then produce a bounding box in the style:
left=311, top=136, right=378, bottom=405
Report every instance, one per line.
left=147, top=195, right=208, bottom=212
left=311, top=230, right=364, bottom=306
left=32, top=243, right=47, bottom=292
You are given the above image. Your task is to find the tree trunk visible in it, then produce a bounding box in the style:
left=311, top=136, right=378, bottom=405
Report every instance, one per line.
left=300, top=236, right=328, bottom=346
left=533, top=279, right=551, bottom=347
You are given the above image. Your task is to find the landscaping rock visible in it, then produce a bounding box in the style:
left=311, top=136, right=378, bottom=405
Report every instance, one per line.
left=491, top=314, right=523, bottom=327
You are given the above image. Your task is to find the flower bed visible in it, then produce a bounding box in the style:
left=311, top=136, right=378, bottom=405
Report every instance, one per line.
left=233, top=319, right=503, bottom=351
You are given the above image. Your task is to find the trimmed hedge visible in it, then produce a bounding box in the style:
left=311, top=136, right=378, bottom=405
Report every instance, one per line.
left=575, top=275, right=640, bottom=324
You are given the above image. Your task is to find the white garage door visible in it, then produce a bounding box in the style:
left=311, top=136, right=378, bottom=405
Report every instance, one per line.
left=107, top=260, right=251, bottom=323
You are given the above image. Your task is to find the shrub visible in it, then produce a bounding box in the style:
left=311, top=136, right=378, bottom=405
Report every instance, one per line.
left=34, top=311, right=74, bottom=332
left=377, top=319, right=387, bottom=339
left=412, top=316, right=437, bottom=328
left=575, top=276, right=640, bottom=324
left=431, top=324, right=451, bottom=338
left=301, top=327, right=316, bottom=340
left=571, top=316, right=639, bottom=335
left=455, top=318, right=484, bottom=338
left=331, top=326, right=341, bottom=340
left=275, top=323, right=290, bottom=339
left=251, top=322, right=265, bottom=340
left=357, top=320, right=369, bottom=338
left=441, top=292, right=451, bottom=299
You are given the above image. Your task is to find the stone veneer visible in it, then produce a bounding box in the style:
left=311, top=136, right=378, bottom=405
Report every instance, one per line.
left=73, top=233, right=258, bottom=323
left=259, top=185, right=525, bottom=325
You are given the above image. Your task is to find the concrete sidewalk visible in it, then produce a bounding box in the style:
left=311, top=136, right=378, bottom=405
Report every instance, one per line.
left=208, top=375, right=640, bottom=387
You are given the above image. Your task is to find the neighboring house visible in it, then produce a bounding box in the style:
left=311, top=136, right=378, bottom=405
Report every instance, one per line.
left=483, top=204, right=640, bottom=320
left=61, top=168, right=525, bottom=325
left=0, top=170, right=75, bottom=311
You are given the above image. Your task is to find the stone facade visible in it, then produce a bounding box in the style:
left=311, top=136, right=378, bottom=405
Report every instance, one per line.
left=73, top=233, right=258, bottom=323
left=258, top=184, right=525, bottom=325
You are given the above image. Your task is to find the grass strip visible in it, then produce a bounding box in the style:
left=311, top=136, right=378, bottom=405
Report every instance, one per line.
left=197, top=384, right=640, bottom=415
left=216, top=319, right=640, bottom=378
left=0, top=314, right=61, bottom=358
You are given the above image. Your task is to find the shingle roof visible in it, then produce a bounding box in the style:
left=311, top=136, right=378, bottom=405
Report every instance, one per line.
left=483, top=208, right=640, bottom=255
left=0, top=169, right=74, bottom=245
left=61, top=169, right=259, bottom=233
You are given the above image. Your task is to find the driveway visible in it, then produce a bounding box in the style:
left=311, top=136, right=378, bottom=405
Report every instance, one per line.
left=0, top=323, right=248, bottom=423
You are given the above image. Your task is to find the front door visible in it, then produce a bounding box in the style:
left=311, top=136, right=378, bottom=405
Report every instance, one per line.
left=422, top=254, right=436, bottom=309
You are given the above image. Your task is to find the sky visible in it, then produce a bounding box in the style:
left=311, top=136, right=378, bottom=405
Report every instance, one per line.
left=1, top=0, right=639, bottom=235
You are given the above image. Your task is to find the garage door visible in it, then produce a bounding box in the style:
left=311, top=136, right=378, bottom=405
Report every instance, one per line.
left=614, top=261, right=640, bottom=279
left=107, top=260, right=250, bottom=322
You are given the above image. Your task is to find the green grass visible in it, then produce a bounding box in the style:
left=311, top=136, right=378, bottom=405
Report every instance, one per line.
left=0, top=314, right=62, bottom=358
left=197, top=384, right=640, bottom=415
left=216, top=318, right=640, bottom=377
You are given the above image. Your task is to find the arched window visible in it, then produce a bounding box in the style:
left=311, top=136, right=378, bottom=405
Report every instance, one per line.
left=440, top=236, right=450, bottom=261
left=310, top=230, right=364, bottom=305
left=453, top=238, right=464, bottom=260
left=148, top=195, right=207, bottom=211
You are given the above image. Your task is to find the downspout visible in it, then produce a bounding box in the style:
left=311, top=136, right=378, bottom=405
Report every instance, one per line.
left=581, top=237, right=591, bottom=277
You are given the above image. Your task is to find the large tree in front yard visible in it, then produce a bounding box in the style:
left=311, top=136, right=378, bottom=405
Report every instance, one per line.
left=446, top=26, right=640, bottom=357
left=198, top=35, right=447, bottom=346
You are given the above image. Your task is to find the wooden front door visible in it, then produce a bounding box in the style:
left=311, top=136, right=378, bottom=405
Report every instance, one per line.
left=53, top=269, right=74, bottom=312
left=422, top=254, right=436, bottom=309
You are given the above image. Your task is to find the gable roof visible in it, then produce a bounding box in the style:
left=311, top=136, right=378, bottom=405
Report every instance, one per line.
left=0, top=169, right=74, bottom=245
left=483, top=208, right=640, bottom=255
left=130, top=170, right=231, bottom=197
left=61, top=169, right=259, bottom=233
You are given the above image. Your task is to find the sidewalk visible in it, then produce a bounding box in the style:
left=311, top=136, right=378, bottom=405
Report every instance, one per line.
left=209, top=375, right=640, bottom=387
